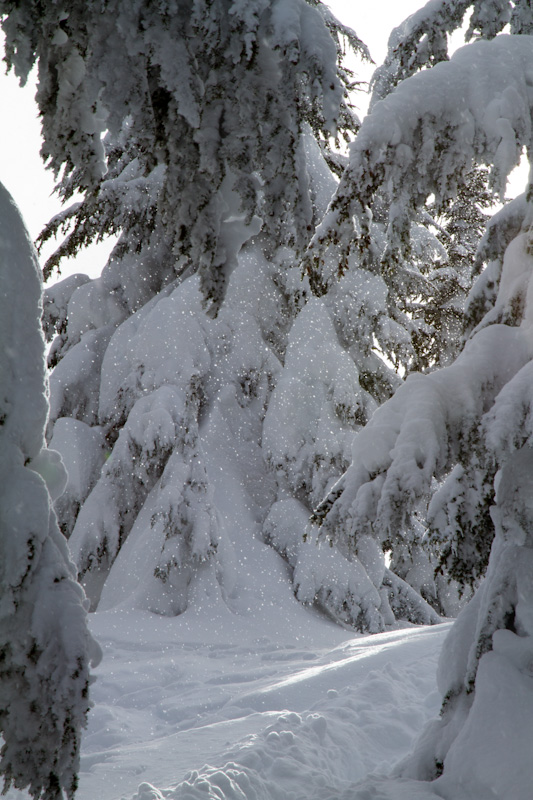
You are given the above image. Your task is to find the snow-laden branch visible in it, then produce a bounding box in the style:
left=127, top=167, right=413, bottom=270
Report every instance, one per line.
left=312, top=225, right=533, bottom=558
left=369, top=0, right=530, bottom=107
left=314, top=316, right=531, bottom=549
left=305, top=35, right=533, bottom=293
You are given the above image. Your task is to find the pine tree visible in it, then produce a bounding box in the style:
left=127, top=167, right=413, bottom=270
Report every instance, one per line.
left=305, top=15, right=533, bottom=794
left=2, top=0, right=399, bottom=625
left=1, top=0, right=489, bottom=632
left=409, top=166, right=493, bottom=372
left=0, top=182, right=100, bottom=800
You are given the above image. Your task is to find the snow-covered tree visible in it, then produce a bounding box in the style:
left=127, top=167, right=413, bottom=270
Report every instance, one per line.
left=307, top=18, right=533, bottom=794
left=4, top=0, right=521, bottom=641
left=3, top=0, right=366, bottom=310
left=0, top=0, right=494, bottom=633
left=0, top=182, right=100, bottom=800
left=303, top=0, right=533, bottom=610
left=305, top=0, right=531, bottom=377
left=1, top=0, right=403, bottom=626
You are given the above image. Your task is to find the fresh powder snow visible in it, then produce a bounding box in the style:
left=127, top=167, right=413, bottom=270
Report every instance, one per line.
left=2, top=603, right=449, bottom=800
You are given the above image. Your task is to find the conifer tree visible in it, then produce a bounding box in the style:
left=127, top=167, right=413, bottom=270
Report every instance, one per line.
left=306, top=14, right=533, bottom=793
left=304, top=0, right=533, bottom=621
left=2, top=0, right=393, bottom=625
left=1, top=0, right=490, bottom=631
left=3, top=0, right=516, bottom=636
left=0, top=182, right=100, bottom=800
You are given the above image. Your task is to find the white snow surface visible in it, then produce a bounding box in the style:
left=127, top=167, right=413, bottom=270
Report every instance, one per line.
left=6, top=610, right=448, bottom=800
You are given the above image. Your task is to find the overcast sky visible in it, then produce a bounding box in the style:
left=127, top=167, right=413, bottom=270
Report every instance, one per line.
left=329, top=0, right=423, bottom=65
left=0, top=1, right=526, bottom=282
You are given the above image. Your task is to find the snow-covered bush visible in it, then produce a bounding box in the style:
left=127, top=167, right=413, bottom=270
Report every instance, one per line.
left=0, top=182, right=100, bottom=799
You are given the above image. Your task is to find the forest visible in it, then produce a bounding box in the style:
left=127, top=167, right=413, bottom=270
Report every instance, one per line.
left=1, top=1, right=532, bottom=798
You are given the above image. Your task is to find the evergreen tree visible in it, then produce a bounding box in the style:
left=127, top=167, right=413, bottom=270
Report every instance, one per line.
left=0, top=182, right=100, bottom=800
left=2, top=0, right=405, bottom=627
left=409, top=166, right=493, bottom=372
left=306, top=17, right=533, bottom=795
left=304, top=0, right=533, bottom=621
left=1, top=0, right=488, bottom=632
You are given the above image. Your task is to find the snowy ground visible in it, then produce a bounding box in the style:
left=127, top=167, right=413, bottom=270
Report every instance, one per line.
left=37, top=609, right=448, bottom=800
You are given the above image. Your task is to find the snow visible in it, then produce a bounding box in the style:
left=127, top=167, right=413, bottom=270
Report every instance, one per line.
left=438, top=632, right=533, bottom=800
left=0, top=183, right=48, bottom=459
left=4, top=609, right=448, bottom=800
left=263, top=296, right=361, bottom=504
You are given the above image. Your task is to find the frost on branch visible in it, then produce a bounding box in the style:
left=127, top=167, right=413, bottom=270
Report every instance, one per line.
left=0, top=183, right=100, bottom=800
